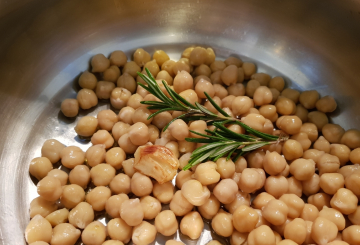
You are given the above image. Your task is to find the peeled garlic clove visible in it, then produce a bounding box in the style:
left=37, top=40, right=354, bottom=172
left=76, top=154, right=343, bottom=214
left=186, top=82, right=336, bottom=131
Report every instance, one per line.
left=134, top=145, right=179, bottom=184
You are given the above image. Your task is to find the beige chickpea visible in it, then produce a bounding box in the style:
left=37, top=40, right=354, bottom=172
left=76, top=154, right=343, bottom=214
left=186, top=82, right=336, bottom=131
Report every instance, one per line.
left=103, top=65, right=121, bottom=83
left=231, top=96, right=253, bottom=116
left=283, top=218, right=307, bottom=244
left=176, top=170, right=193, bottom=189
left=152, top=181, right=174, bottom=204
left=281, top=88, right=300, bottom=103
left=279, top=193, right=305, bottom=218
left=107, top=218, right=132, bottom=243
left=75, top=116, right=98, bottom=137
left=322, top=123, right=345, bottom=143
left=264, top=175, right=288, bottom=198
left=29, top=196, right=57, bottom=218
left=313, top=136, right=330, bottom=153
left=77, top=88, right=98, bottom=110
left=79, top=71, right=97, bottom=90
left=302, top=173, right=321, bottom=196
left=123, top=61, right=142, bottom=77
left=316, top=95, right=337, bottom=113
left=330, top=188, right=358, bottom=215
left=295, top=104, right=308, bottom=123
left=224, top=56, right=242, bottom=67
left=345, top=172, right=360, bottom=196
left=170, top=190, right=194, bottom=216
left=230, top=230, right=248, bottom=245
left=298, top=90, right=319, bottom=109
left=242, top=62, right=255, bottom=79
left=245, top=79, right=260, bottom=98
left=262, top=199, right=288, bottom=226
left=91, top=54, right=110, bottom=72
left=105, top=147, right=125, bottom=170
left=193, top=161, right=220, bottom=186
left=81, top=221, right=106, bottom=245
left=280, top=163, right=290, bottom=177
left=349, top=206, right=360, bottom=225
left=109, top=173, right=131, bottom=194
left=189, top=47, right=207, bottom=66
left=165, top=140, right=180, bottom=158
left=37, top=176, right=62, bottom=202
left=341, top=129, right=360, bottom=149
left=45, top=208, right=69, bottom=227
left=206, top=47, right=216, bottom=65
left=181, top=179, right=210, bottom=206
left=120, top=198, right=144, bottom=226
left=339, top=164, right=360, bottom=179
left=97, top=109, right=118, bottom=131
left=275, top=96, right=296, bottom=115
left=274, top=232, right=284, bottom=244
left=291, top=132, right=311, bottom=151
left=210, top=70, right=223, bottom=84
left=172, top=70, right=193, bottom=93
left=270, top=88, right=280, bottom=103
left=195, top=78, right=215, bottom=99
left=117, top=73, right=137, bottom=95
left=144, top=59, right=160, bottom=77
left=109, top=50, right=127, bottom=67
left=130, top=172, right=153, bottom=197
left=251, top=73, right=271, bottom=86
left=46, top=169, right=67, bottom=186
left=25, top=215, right=52, bottom=244
left=91, top=130, right=114, bottom=149
left=194, top=64, right=211, bottom=77
left=152, top=50, right=169, bottom=67
left=268, top=76, right=285, bottom=91
left=224, top=190, right=251, bottom=214
left=210, top=60, right=226, bottom=72
left=220, top=65, right=238, bottom=86
left=178, top=89, right=199, bottom=106
left=154, top=210, right=178, bottom=236
left=318, top=153, right=341, bottom=175
left=350, top=148, right=360, bottom=164
left=152, top=111, right=172, bottom=130
left=105, top=194, right=129, bottom=218
left=112, top=121, right=130, bottom=142
left=146, top=124, right=159, bottom=144
left=307, top=111, right=329, bottom=131
left=127, top=122, right=149, bottom=146
left=156, top=70, right=173, bottom=85
left=197, top=194, right=220, bottom=220
left=263, top=151, right=287, bottom=176
left=68, top=202, right=94, bottom=229
left=204, top=96, right=222, bottom=114
left=232, top=205, right=259, bottom=233
left=61, top=99, right=79, bottom=118
left=188, top=120, right=207, bottom=138
left=90, top=163, right=116, bottom=186
left=211, top=210, right=233, bottom=237
left=180, top=211, right=204, bottom=239
left=122, top=158, right=135, bottom=177
left=247, top=225, right=275, bottom=245
left=239, top=168, right=266, bottom=193
left=326, top=241, right=350, bottom=245
left=342, top=225, right=360, bottom=245
left=228, top=84, right=245, bottom=98
left=178, top=140, right=196, bottom=154
left=272, top=217, right=292, bottom=237
left=252, top=192, right=275, bottom=210
left=212, top=84, right=228, bottom=99
left=303, top=149, right=324, bottom=165
left=41, top=139, right=65, bottom=164
left=50, top=223, right=81, bottom=245
left=319, top=173, right=344, bottom=195
left=253, top=86, right=273, bottom=106
left=60, top=184, right=85, bottom=209
left=289, top=158, right=315, bottom=181
left=85, top=144, right=105, bottom=167
left=140, top=195, right=162, bottom=220
left=276, top=115, right=302, bottom=135
left=132, top=107, right=152, bottom=125
left=311, top=217, right=338, bottom=245
left=86, top=186, right=111, bottom=211
left=161, top=59, right=176, bottom=77
left=172, top=60, right=191, bottom=74
left=307, top=193, right=331, bottom=211
left=110, top=87, right=131, bottom=109
left=133, top=48, right=151, bottom=67
left=300, top=123, right=318, bottom=142
left=318, top=206, right=345, bottom=230
left=29, top=157, right=53, bottom=181
left=215, top=158, right=235, bottom=179
left=246, top=149, right=265, bottom=169
left=96, top=81, right=115, bottom=100
left=282, top=139, right=303, bottom=161
left=300, top=203, right=319, bottom=222
left=213, top=179, right=238, bottom=204
left=234, top=157, right=247, bottom=174
left=259, top=105, right=277, bottom=122
left=222, top=95, right=235, bottom=108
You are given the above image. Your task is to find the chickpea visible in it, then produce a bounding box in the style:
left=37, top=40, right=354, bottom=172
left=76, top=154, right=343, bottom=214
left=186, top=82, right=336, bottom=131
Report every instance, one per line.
left=107, top=218, right=132, bottom=243
left=121, top=158, right=135, bottom=178
left=279, top=193, right=305, bottom=218
left=95, top=81, right=115, bottom=100
left=154, top=210, right=178, bottom=236
left=327, top=241, right=350, bottom=245
left=281, top=88, right=300, bottom=103
left=180, top=211, right=204, bottom=239
left=50, top=223, right=81, bottom=245
left=210, top=70, right=222, bottom=84
left=303, top=149, right=324, bottom=165
left=247, top=225, right=275, bottom=245
left=210, top=60, right=226, bottom=72
left=86, top=186, right=111, bottom=211
left=269, top=76, right=285, bottom=92
left=144, top=59, right=160, bottom=77
left=259, top=105, right=277, bottom=122
left=349, top=206, right=360, bottom=225
left=322, top=123, right=345, bottom=143
left=318, top=153, right=340, bottom=175
left=307, top=193, right=331, bottom=211
left=330, top=188, right=358, bottom=215
left=193, top=64, right=211, bottom=77
left=104, top=148, right=125, bottom=170
left=318, top=206, right=345, bottom=231
left=345, top=172, right=360, bottom=196
left=342, top=225, right=360, bottom=245
left=29, top=196, right=57, bottom=218
left=156, top=70, right=173, bottom=85
left=211, top=210, right=233, bottom=237
left=125, top=122, right=149, bottom=146
left=188, top=120, right=206, bottom=139
left=116, top=107, right=134, bottom=125
left=36, top=176, right=62, bottom=202
left=230, top=230, right=248, bottom=245
left=122, top=61, right=141, bottom=78
left=103, top=65, right=121, bottom=83
left=90, top=163, right=115, bottom=186
left=152, top=181, right=173, bottom=204
left=78, top=71, right=97, bottom=90
left=350, top=148, right=360, bottom=164
left=214, top=158, right=235, bottom=179
left=289, top=158, right=315, bottom=181
left=91, top=54, right=110, bottom=72
left=170, top=190, right=194, bottom=216
left=232, top=205, right=259, bottom=233
left=68, top=202, right=94, bottom=229
left=272, top=217, right=292, bottom=237
left=109, top=173, right=130, bottom=194
left=282, top=139, right=303, bottom=161
left=285, top=176, right=302, bottom=197
left=302, top=173, right=321, bottom=196
left=319, top=173, right=344, bottom=195
left=284, top=218, right=307, bottom=244
left=175, top=170, right=192, bottom=189
left=270, top=88, right=280, bottom=103
left=74, top=116, right=98, bottom=137
left=204, top=96, right=221, bottom=114
left=181, top=179, right=210, bottom=206
left=280, top=163, right=290, bottom=177
left=43, top=210, right=68, bottom=230
left=109, top=50, right=127, bottom=67
left=91, top=130, right=114, bottom=149
left=224, top=190, right=251, bottom=214
left=222, top=95, right=235, bottom=108
left=133, top=48, right=150, bottom=67
left=178, top=140, right=196, bottom=154
left=252, top=192, right=275, bottom=210
left=276, top=115, right=302, bottom=135
left=242, top=62, right=256, bottom=79
left=220, top=65, right=238, bottom=86
left=294, top=104, right=308, bottom=123
left=251, top=73, right=271, bottom=86
left=311, top=217, right=338, bottom=245
left=275, top=96, right=296, bottom=115
left=130, top=172, right=152, bottom=197
left=109, top=87, right=130, bottom=109
left=25, top=215, right=52, bottom=244
left=81, top=221, right=106, bottom=245
left=299, top=123, right=318, bottom=142
left=264, top=175, right=288, bottom=198
left=207, top=47, right=216, bottom=64
left=112, top=121, right=130, bottom=142
left=307, top=111, right=329, bottom=131
left=253, top=86, right=272, bottom=106
left=45, top=169, right=67, bottom=186
left=263, top=151, right=287, bottom=176
left=161, top=59, right=176, bottom=77
left=223, top=57, right=242, bottom=67
left=274, top=232, right=284, bottom=244
left=231, top=96, right=253, bottom=116
left=41, top=139, right=65, bottom=164
left=262, top=199, right=288, bottom=226
left=213, top=179, right=238, bottom=204
left=313, top=136, right=330, bottom=153
left=188, top=47, right=206, bottom=66
left=119, top=198, right=144, bottom=226
left=339, top=164, right=360, bottom=179
left=139, top=196, right=161, bottom=220
left=314, top=95, right=337, bottom=113
left=300, top=203, right=319, bottom=222
left=96, top=110, right=117, bottom=131
left=341, top=129, right=360, bottom=149
left=131, top=107, right=152, bottom=125
left=239, top=168, right=265, bottom=193
left=105, top=194, right=129, bottom=218
left=77, top=88, right=98, bottom=109
left=152, top=112, right=172, bottom=130
left=171, top=70, right=193, bottom=93
left=60, top=98, right=79, bottom=118
left=291, top=132, right=311, bottom=150
left=193, top=161, right=220, bottom=186
left=245, top=79, right=260, bottom=98
left=84, top=145, right=104, bottom=168
left=59, top=184, right=84, bottom=209
left=29, top=157, right=53, bottom=181
left=195, top=78, right=215, bottom=99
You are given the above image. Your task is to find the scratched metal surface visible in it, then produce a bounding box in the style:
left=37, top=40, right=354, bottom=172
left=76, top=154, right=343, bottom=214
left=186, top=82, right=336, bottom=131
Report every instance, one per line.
left=1, top=0, right=360, bottom=244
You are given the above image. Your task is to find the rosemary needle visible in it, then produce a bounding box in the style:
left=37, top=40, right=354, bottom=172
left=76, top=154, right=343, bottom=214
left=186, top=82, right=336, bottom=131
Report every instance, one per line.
left=137, top=68, right=288, bottom=170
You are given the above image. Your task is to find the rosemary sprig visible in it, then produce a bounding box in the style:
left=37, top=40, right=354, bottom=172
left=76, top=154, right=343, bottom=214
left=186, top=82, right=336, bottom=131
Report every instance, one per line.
left=137, top=68, right=288, bottom=170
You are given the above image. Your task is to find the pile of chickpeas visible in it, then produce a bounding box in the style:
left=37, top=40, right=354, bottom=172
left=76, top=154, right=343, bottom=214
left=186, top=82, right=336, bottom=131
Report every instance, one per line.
left=26, top=45, right=360, bottom=245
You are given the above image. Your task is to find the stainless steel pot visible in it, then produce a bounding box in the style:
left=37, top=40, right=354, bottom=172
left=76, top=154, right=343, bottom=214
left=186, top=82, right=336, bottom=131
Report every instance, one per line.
left=1, top=0, right=360, bottom=244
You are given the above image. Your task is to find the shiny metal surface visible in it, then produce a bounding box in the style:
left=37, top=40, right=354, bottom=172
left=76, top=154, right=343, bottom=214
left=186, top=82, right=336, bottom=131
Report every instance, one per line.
left=1, top=0, right=360, bottom=244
